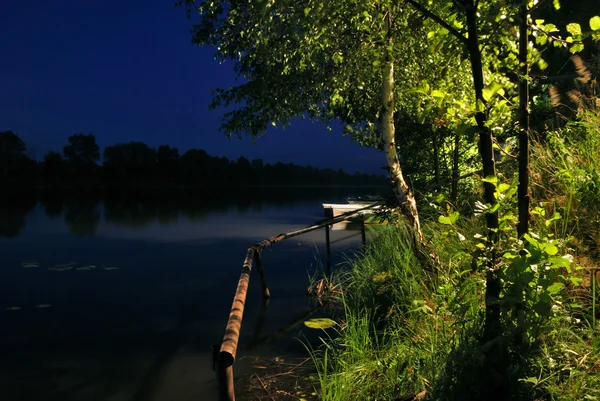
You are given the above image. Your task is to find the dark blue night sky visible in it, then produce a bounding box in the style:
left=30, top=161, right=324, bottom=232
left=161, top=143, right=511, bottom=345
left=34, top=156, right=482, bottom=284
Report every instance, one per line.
left=0, top=0, right=384, bottom=174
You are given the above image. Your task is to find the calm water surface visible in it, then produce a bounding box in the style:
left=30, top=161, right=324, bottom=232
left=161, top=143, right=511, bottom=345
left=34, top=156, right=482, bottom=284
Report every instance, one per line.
left=0, top=188, right=383, bottom=401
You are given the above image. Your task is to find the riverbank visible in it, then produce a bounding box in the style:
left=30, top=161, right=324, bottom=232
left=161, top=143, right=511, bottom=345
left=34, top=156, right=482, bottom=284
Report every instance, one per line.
left=295, top=221, right=599, bottom=401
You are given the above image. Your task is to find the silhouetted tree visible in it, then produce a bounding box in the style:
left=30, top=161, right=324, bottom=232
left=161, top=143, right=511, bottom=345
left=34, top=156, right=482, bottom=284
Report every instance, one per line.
left=63, top=133, right=100, bottom=180
left=0, top=130, right=35, bottom=181
left=40, top=151, right=65, bottom=182
left=179, top=148, right=212, bottom=183
left=156, top=145, right=180, bottom=181
left=103, top=142, right=157, bottom=182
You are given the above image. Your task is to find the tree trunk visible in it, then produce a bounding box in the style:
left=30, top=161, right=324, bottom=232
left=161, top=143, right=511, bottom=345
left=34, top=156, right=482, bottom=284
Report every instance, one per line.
left=451, top=130, right=460, bottom=203
left=465, top=0, right=502, bottom=344
left=465, top=2, right=506, bottom=399
left=381, top=11, right=424, bottom=244
left=517, top=4, right=530, bottom=238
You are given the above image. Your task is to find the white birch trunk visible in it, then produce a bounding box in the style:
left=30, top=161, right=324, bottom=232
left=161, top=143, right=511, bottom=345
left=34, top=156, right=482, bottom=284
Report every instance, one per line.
left=381, top=54, right=424, bottom=243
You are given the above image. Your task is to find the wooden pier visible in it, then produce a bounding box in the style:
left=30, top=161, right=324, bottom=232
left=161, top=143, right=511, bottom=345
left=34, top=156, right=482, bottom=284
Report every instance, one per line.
left=214, top=201, right=384, bottom=401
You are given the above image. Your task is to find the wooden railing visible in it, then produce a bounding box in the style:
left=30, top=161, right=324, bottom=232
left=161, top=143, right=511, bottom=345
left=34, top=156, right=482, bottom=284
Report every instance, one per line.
left=215, top=201, right=385, bottom=401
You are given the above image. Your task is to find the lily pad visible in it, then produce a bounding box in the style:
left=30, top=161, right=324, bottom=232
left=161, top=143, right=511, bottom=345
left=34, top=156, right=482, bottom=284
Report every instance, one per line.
left=49, top=266, right=74, bottom=272
left=21, top=262, right=39, bottom=268
left=6, top=306, right=21, bottom=311
left=303, top=318, right=337, bottom=329
left=56, top=262, right=77, bottom=267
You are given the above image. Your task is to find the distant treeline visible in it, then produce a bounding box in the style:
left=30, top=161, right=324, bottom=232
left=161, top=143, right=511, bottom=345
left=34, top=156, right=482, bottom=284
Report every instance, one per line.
left=0, top=131, right=385, bottom=187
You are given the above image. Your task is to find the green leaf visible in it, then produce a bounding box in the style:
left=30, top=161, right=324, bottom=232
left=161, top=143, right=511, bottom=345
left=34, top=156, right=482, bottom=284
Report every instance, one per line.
left=482, top=81, right=504, bottom=102
left=569, top=276, right=583, bottom=286
left=537, top=59, right=548, bottom=71
left=547, top=282, right=565, bottom=295
left=304, top=318, right=337, bottom=329
left=549, top=255, right=573, bottom=268
left=481, top=175, right=498, bottom=186
left=438, top=211, right=459, bottom=225
left=543, top=244, right=559, bottom=256
left=476, top=99, right=486, bottom=112
left=566, top=23, right=581, bottom=36
left=553, top=0, right=560, bottom=10
left=523, top=233, right=538, bottom=246
left=497, top=183, right=511, bottom=194
left=590, top=16, right=600, bottom=31
left=570, top=43, right=585, bottom=53
left=430, top=90, right=445, bottom=98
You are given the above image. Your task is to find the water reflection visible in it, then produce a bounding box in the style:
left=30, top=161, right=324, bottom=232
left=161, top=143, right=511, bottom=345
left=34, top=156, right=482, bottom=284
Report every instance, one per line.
left=1, top=187, right=386, bottom=238
left=0, top=192, right=37, bottom=238
left=0, top=186, right=385, bottom=401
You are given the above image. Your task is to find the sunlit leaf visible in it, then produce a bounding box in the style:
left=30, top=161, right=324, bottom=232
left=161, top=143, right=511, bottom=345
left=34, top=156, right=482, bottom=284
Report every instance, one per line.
left=543, top=244, right=558, bottom=256
left=547, top=282, right=565, bottom=295
left=590, top=16, right=600, bottom=31
left=549, top=255, right=572, bottom=268
left=566, top=23, right=581, bottom=36
left=438, top=211, right=459, bottom=225
left=481, top=175, right=498, bottom=185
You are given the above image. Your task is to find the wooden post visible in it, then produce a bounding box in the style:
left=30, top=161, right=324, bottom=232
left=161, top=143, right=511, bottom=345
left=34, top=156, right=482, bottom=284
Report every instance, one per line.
left=217, top=357, right=235, bottom=401
left=254, top=251, right=270, bottom=299
left=249, top=297, right=270, bottom=349
left=361, top=218, right=367, bottom=247
left=325, top=224, right=331, bottom=277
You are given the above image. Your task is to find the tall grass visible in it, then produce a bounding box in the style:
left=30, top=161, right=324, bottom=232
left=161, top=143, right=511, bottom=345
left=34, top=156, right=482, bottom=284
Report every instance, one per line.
left=306, top=224, right=483, bottom=400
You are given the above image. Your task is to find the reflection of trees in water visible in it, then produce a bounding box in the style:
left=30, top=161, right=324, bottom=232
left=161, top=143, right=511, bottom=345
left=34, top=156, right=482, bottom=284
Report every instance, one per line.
left=0, top=194, right=37, bottom=237
left=102, top=191, right=234, bottom=228
left=30, top=187, right=386, bottom=232
left=64, top=197, right=101, bottom=236
left=103, top=195, right=159, bottom=228
left=40, top=192, right=63, bottom=218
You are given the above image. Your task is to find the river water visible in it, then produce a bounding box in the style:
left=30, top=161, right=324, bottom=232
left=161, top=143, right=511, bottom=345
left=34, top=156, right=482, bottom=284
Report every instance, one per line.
left=0, top=187, right=384, bottom=401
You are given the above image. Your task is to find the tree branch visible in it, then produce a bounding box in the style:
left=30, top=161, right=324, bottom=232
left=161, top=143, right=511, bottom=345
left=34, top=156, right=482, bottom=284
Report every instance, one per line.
left=404, top=0, right=468, bottom=45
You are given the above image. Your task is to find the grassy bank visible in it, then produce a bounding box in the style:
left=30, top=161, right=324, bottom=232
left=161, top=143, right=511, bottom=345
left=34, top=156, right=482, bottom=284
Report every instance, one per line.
left=305, top=88, right=600, bottom=400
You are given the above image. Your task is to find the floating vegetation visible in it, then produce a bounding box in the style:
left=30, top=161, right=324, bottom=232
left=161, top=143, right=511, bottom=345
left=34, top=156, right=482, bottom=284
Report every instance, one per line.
left=6, top=306, right=21, bottom=311
left=303, top=318, right=337, bottom=329
left=102, top=265, right=118, bottom=271
left=76, top=265, right=96, bottom=271
left=49, top=266, right=74, bottom=272
left=49, top=262, right=77, bottom=271
left=35, top=304, right=52, bottom=309
left=20, top=262, right=39, bottom=268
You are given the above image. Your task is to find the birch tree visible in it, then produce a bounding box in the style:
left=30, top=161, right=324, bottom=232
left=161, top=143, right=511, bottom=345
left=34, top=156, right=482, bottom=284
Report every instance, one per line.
left=178, top=0, right=463, bottom=251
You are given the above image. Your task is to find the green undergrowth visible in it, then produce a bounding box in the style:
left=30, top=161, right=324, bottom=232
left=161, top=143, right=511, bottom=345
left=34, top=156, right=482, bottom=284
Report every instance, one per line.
left=307, top=223, right=600, bottom=400
left=306, top=82, right=600, bottom=401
